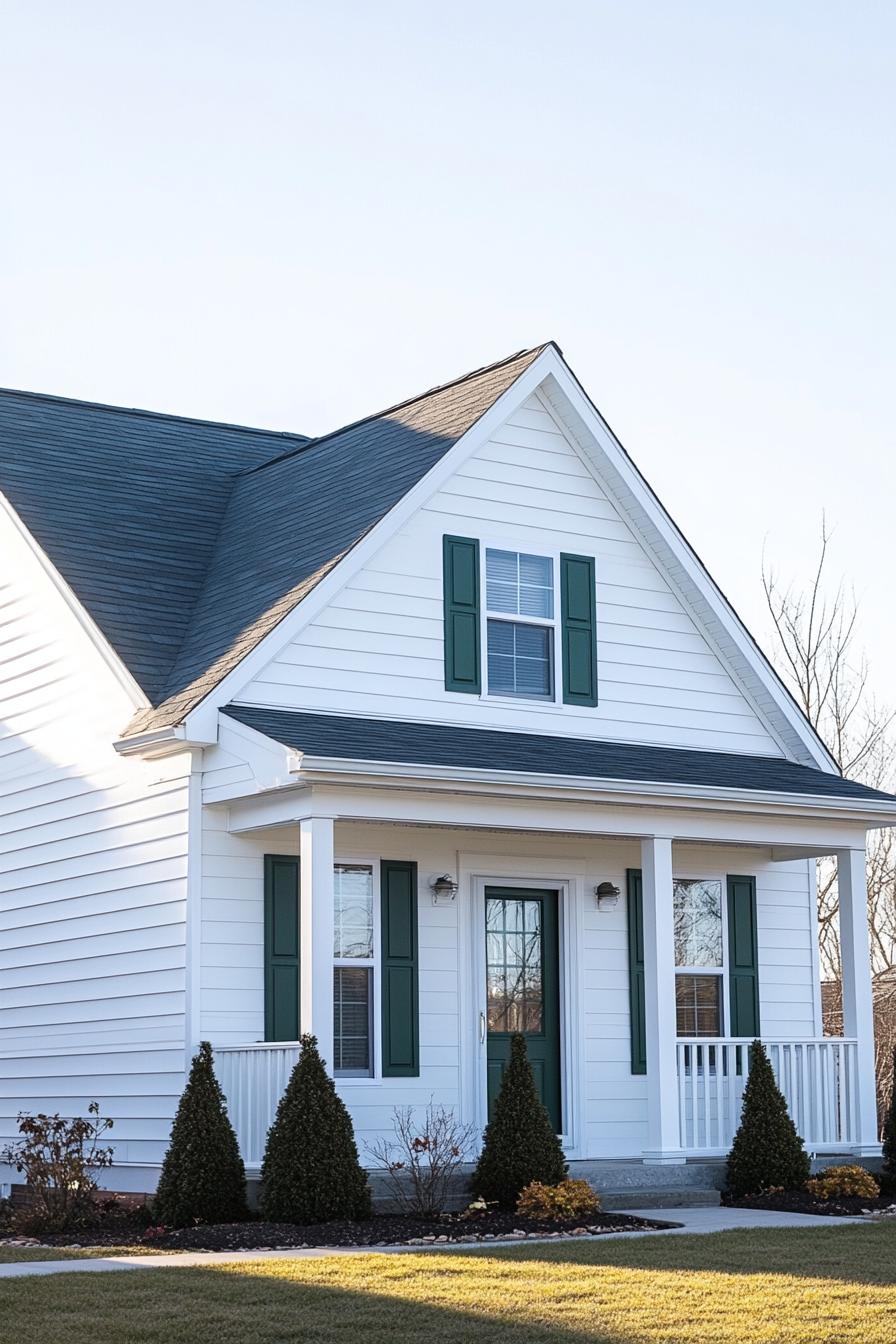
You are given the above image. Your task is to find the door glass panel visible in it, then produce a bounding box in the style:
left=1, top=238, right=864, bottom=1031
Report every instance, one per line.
left=486, top=897, right=545, bottom=1033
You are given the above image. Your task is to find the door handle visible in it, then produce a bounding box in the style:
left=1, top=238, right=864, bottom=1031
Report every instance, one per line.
left=479, top=1011, right=486, bottom=1045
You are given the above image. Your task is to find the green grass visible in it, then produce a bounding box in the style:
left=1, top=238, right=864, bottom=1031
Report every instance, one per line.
left=1, top=1223, right=896, bottom=1342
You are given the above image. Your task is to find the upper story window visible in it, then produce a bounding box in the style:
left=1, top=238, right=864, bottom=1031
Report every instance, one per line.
left=442, top=535, right=598, bottom=707
left=485, top=548, right=555, bottom=700
left=674, top=878, right=724, bottom=1037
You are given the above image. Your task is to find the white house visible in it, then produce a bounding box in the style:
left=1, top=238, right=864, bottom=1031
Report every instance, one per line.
left=1, top=342, right=893, bottom=1198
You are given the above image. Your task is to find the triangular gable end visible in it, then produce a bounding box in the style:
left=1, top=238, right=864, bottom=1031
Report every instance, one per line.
left=209, top=349, right=833, bottom=771
left=535, top=357, right=836, bottom=770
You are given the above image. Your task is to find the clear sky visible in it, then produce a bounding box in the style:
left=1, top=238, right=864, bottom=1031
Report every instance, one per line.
left=2, top=2, right=894, bottom=694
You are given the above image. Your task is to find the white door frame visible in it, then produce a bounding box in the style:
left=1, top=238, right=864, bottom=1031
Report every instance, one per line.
left=459, top=854, right=586, bottom=1158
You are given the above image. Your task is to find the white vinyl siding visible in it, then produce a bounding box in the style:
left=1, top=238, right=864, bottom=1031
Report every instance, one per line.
left=0, top=516, right=190, bottom=1180
left=235, top=393, right=782, bottom=756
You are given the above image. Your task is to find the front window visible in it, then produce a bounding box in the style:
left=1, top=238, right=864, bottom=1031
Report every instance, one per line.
left=333, top=864, right=374, bottom=1075
left=485, top=548, right=555, bottom=699
left=674, top=879, right=723, bottom=1037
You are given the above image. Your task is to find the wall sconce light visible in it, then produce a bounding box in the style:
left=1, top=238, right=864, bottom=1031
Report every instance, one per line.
left=430, top=874, right=459, bottom=905
left=594, top=881, right=620, bottom=911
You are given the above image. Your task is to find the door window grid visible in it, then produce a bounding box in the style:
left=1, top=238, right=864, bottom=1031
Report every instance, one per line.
left=333, top=864, right=375, bottom=1077
left=484, top=548, right=556, bottom=701
left=486, top=896, right=545, bottom=1034
left=674, top=878, right=724, bottom=1038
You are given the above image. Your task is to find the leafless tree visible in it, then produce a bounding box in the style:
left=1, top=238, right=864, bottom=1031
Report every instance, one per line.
left=762, top=520, right=896, bottom=1121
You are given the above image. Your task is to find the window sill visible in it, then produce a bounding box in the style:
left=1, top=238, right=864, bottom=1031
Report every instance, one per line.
left=479, top=693, right=564, bottom=709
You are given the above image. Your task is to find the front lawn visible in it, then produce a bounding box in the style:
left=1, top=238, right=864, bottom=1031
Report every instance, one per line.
left=1, top=1223, right=895, bottom=1342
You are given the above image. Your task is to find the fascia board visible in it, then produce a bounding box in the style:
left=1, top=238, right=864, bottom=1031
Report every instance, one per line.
left=535, top=353, right=837, bottom=773
left=182, top=351, right=556, bottom=742
left=290, top=754, right=896, bottom=825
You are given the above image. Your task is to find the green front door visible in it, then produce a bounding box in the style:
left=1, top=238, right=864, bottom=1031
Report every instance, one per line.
left=485, top=887, right=562, bottom=1133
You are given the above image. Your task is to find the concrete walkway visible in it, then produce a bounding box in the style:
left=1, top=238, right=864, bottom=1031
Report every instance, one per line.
left=0, top=1206, right=864, bottom=1280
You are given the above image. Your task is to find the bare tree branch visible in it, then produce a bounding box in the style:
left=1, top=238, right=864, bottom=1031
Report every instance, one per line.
left=762, top=519, right=896, bottom=1124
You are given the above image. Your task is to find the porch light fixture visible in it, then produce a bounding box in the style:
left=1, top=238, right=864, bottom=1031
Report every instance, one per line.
left=430, top=874, right=459, bottom=905
left=594, top=882, right=620, bottom=910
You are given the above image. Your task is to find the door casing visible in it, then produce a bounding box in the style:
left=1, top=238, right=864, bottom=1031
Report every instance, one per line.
left=467, top=870, right=583, bottom=1154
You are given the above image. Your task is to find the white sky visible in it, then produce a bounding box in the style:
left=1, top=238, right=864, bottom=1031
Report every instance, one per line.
left=2, top=2, right=894, bottom=697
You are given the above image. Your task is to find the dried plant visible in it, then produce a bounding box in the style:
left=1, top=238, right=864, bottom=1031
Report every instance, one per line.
left=2, top=1103, right=114, bottom=1232
left=366, top=1103, right=475, bottom=1218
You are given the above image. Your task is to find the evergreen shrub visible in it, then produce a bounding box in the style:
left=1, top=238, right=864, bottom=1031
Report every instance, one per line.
left=472, top=1033, right=567, bottom=1209
left=260, top=1034, right=370, bottom=1224
left=725, top=1039, right=811, bottom=1198
left=154, top=1042, right=248, bottom=1227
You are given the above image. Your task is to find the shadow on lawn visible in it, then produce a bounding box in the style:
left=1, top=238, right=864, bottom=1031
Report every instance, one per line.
left=1, top=1231, right=896, bottom=1344
left=477, top=1219, right=896, bottom=1286
left=0, top=1264, right=629, bottom=1344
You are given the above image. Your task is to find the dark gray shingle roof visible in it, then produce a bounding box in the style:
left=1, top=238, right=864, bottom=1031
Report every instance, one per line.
left=0, top=391, right=306, bottom=703
left=0, top=347, right=547, bottom=729
left=222, top=706, right=896, bottom=803
left=125, top=346, right=548, bottom=734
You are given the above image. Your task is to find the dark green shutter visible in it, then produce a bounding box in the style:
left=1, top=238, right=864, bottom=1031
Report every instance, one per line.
left=264, top=855, right=300, bottom=1042
left=381, top=860, right=419, bottom=1076
left=626, top=868, right=646, bottom=1074
left=727, top=875, right=759, bottom=1037
left=560, top=554, right=598, bottom=706
left=443, top=535, right=481, bottom=693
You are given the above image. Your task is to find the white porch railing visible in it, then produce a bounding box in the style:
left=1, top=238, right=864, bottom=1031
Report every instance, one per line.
left=216, top=1043, right=300, bottom=1169
left=677, top=1037, right=859, bottom=1154
left=216, top=1037, right=861, bottom=1169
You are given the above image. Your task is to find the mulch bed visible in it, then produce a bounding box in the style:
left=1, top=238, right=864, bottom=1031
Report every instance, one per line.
left=15, top=1209, right=671, bottom=1252
left=724, top=1189, right=896, bottom=1218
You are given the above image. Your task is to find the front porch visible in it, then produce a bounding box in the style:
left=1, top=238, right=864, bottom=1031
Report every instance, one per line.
left=215, top=1033, right=864, bottom=1172
left=199, top=765, right=882, bottom=1172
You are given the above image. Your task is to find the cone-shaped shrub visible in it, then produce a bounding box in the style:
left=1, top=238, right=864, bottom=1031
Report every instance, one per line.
left=881, top=1047, right=896, bottom=1193
left=472, top=1033, right=567, bottom=1209
left=260, top=1034, right=370, bottom=1224
left=153, top=1041, right=248, bottom=1227
left=726, top=1039, right=811, bottom=1197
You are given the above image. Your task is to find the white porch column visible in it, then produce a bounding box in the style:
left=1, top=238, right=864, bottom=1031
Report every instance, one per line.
left=641, top=835, right=684, bottom=1162
left=836, top=847, right=879, bottom=1152
left=300, top=815, right=335, bottom=1072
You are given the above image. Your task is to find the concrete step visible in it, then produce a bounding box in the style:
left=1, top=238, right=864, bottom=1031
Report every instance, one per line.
left=602, top=1188, right=722, bottom=1211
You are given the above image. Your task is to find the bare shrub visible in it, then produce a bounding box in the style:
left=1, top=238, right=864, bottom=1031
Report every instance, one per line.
left=1, top=1103, right=114, bottom=1233
left=366, top=1103, right=475, bottom=1218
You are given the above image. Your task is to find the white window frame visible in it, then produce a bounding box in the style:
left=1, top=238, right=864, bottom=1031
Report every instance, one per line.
left=673, top=874, right=729, bottom=1039
left=480, top=542, right=563, bottom=705
left=332, top=857, right=381, bottom=1080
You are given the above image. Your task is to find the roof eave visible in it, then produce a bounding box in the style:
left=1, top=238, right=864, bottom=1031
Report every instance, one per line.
left=290, top=753, right=896, bottom=825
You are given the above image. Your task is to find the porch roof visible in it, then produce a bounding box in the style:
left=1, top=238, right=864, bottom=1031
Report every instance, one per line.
left=221, top=706, right=896, bottom=804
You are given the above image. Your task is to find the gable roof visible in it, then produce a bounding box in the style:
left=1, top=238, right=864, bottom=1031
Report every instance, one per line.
left=222, top=707, right=896, bottom=806
left=0, top=347, right=547, bottom=729
left=0, top=389, right=307, bottom=703
left=0, top=344, right=838, bottom=772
